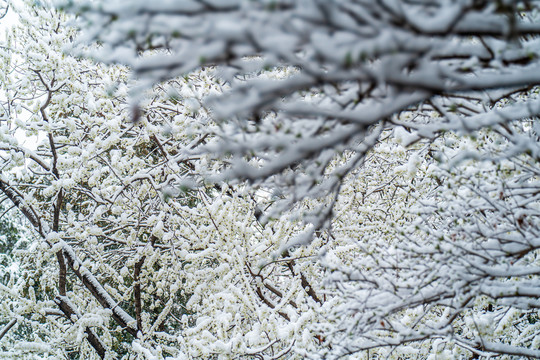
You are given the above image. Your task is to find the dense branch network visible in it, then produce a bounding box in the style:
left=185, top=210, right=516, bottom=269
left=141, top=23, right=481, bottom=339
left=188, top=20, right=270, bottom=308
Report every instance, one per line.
left=0, top=0, right=539, bottom=359
left=63, top=0, right=540, bottom=230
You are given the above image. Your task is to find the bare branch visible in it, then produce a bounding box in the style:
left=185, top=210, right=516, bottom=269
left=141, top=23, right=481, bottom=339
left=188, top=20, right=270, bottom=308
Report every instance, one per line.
left=0, top=319, right=16, bottom=341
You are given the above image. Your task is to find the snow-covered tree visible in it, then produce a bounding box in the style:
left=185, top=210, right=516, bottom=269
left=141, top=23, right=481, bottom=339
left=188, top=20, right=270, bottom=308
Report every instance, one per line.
left=0, top=2, right=327, bottom=358
left=56, top=0, right=540, bottom=359
left=60, top=0, right=540, bottom=231
left=1, top=0, right=540, bottom=359
left=319, top=125, right=540, bottom=359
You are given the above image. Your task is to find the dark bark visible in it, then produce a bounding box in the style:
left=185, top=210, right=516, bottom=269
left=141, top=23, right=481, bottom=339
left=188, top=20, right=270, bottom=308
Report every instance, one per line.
left=61, top=247, right=138, bottom=337
left=0, top=178, right=138, bottom=338
left=134, top=256, right=146, bottom=334
left=55, top=296, right=107, bottom=359
left=0, top=319, right=16, bottom=341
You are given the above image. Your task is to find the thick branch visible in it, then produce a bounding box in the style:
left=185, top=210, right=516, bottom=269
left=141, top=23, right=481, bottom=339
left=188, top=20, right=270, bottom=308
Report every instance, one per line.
left=51, top=141, right=66, bottom=295
left=61, top=246, right=138, bottom=337
left=0, top=179, right=138, bottom=337
left=133, top=256, right=145, bottom=334
left=54, top=296, right=106, bottom=359
left=0, top=179, right=43, bottom=236
left=0, top=145, right=51, bottom=172
left=459, top=338, right=540, bottom=358
left=56, top=250, right=67, bottom=296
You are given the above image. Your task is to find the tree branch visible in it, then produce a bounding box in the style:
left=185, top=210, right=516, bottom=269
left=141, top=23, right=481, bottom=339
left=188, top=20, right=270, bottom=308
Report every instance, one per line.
left=284, top=251, right=322, bottom=305
left=0, top=178, right=138, bottom=337
left=0, top=179, right=43, bottom=236
left=0, top=319, right=16, bottom=341
left=54, top=296, right=107, bottom=359
left=133, top=255, right=145, bottom=334
left=61, top=246, right=138, bottom=337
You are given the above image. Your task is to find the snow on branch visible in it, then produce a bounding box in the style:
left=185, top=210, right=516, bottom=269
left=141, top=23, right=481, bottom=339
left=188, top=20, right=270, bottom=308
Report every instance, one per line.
left=61, top=0, right=540, bottom=229
left=0, top=178, right=138, bottom=337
